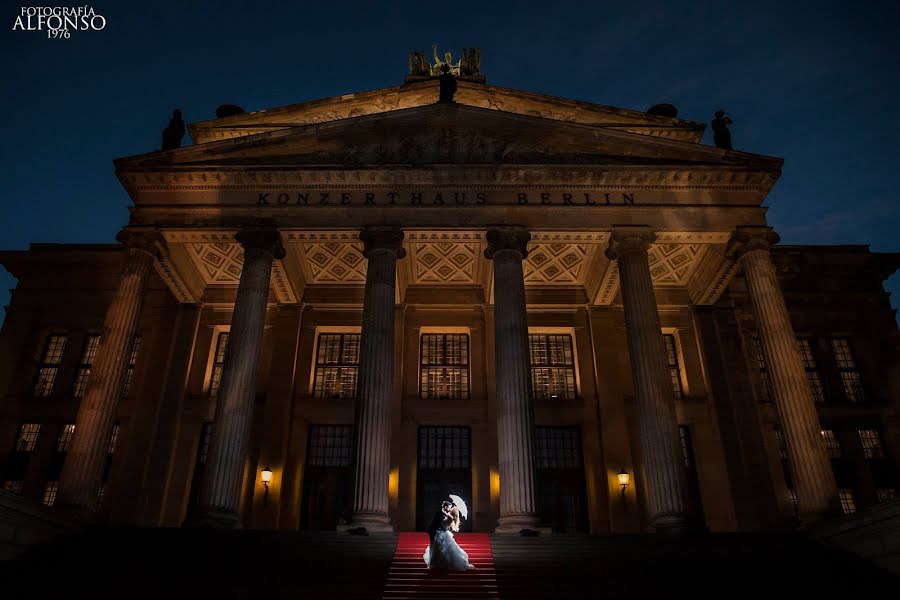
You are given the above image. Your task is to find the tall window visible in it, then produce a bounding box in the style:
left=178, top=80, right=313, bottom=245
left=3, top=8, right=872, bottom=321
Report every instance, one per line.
left=307, top=425, right=354, bottom=468
left=5, top=423, right=41, bottom=495
left=33, top=334, right=67, bottom=397
left=774, top=427, right=797, bottom=514
left=858, top=429, right=884, bottom=459
left=797, top=338, right=825, bottom=403
left=750, top=336, right=772, bottom=402
left=44, top=423, right=76, bottom=503
left=831, top=339, right=864, bottom=402
left=41, top=482, right=59, bottom=507
left=820, top=429, right=841, bottom=459
left=16, top=423, right=41, bottom=452
left=209, top=332, right=229, bottom=396
left=420, top=333, right=470, bottom=400
left=528, top=334, right=576, bottom=400
left=312, top=333, right=360, bottom=399
left=121, top=336, right=141, bottom=399
left=534, top=427, right=581, bottom=470
left=57, top=424, right=75, bottom=452
left=72, top=335, right=100, bottom=398
left=838, top=489, right=856, bottom=515
left=418, top=427, right=470, bottom=470
left=664, top=335, right=684, bottom=400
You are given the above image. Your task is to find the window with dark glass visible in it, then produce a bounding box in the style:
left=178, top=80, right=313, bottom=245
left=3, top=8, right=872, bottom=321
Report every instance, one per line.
left=418, top=427, right=469, bottom=470
left=15, top=423, right=41, bottom=452
left=820, top=429, right=841, bottom=459
left=858, top=429, right=884, bottom=459
left=877, top=488, right=896, bottom=503
left=420, top=333, right=470, bottom=400
left=33, top=334, right=67, bottom=397
left=121, top=336, right=141, bottom=399
left=312, top=333, right=360, bottom=399
left=528, top=334, right=576, bottom=400
left=774, top=427, right=797, bottom=514
left=831, top=339, right=864, bottom=402
left=664, top=335, right=684, bottom=400
left=42, top=481, right=59, bottom=507
left=838, top=489, right=856, bottom=515
left=72, top=335, right=100, bottom=398
left=209, top=332, right=229, bottom=396
left=6, top=424, right=41, bottom=493
left=751, top=336, right=772, bottom=402
left=307, top=425, right=354, bottom=468
left=534, top=427, right=580, bottom=470
left=797, top=338, right=825, bottom=403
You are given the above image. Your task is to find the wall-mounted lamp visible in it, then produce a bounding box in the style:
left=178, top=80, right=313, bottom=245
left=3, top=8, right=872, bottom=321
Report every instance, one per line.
left=261, top=467, right=273, bottom=505
left=617, top=469, right=630, bottom=499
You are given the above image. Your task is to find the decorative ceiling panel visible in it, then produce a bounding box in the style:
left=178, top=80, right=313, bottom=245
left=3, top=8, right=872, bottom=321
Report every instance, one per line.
left=524, top=243, right=589, bottom=284
left=301, top=241, right=366, bottom=283
left=647, top=243, right=705, bottom=286
left=412, top=241, right=478, bottom=284
left=187, top=242, right=244, bottom=284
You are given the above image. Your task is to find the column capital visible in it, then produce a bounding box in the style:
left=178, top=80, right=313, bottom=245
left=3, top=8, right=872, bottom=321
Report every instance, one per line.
left=235, top=228, right=286, bottom=260
left=359, top=227, right=406, bottom=259
left=604, top=226, right=656, bottom=260
left=484, top=228, right=531, bottom=260
left=725, top=226, right=780, bottom=260
left=116, top=229, right=165, bottom=258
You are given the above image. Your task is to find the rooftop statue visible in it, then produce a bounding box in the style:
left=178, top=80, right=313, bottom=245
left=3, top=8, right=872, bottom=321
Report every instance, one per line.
left=431, top=43, right=460, bottom=76
left=406, top=45, right=481, bottom=79
left=161, top=109, right=185, bottom=151
left=712, top=109, right=733, bottom=150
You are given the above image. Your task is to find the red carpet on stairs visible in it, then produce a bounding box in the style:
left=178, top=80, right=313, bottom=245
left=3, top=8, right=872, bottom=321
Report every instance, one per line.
left=383, top=532, right=498, bottom=599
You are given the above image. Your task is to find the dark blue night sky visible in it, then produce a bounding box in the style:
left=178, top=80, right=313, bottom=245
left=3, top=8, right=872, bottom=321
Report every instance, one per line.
left=2, top=1, right=899, bottom=323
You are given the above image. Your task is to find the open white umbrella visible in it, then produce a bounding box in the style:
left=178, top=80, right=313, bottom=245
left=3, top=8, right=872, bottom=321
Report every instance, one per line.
left=449, top=494, right=468, bottom=520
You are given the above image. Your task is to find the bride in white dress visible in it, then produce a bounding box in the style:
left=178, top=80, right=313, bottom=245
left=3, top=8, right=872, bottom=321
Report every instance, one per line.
left=423, top=497, right=475, bottom=570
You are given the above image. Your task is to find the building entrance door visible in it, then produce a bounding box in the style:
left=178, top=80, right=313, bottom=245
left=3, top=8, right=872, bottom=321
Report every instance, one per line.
left=535, top=426, right=589, bottom=533
left=299, top=425, right=353, bottom=530
left=416, top=426, right=472, bottom=532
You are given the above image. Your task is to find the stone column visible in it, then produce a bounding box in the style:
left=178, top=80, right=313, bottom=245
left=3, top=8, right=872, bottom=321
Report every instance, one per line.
left=606, top=226, right=692, bottom=531
left=58, top=231, right=158, bottom=513
left=193, top=229, right=285, bottom=527
left=727, top=226, right=839, bottom=521
left=348, top=227, right=405, bottom=532
left=485, top=228, right=540, bottom=532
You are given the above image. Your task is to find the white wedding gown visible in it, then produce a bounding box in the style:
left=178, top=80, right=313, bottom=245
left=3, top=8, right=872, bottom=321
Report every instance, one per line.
left=423, top=529, right=472, bottom=570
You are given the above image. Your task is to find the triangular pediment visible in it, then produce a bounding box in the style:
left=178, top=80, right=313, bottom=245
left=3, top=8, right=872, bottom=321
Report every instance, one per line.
left=118, top=103, right=780, bottom=171
left=186, top=80, right=706, bottom=144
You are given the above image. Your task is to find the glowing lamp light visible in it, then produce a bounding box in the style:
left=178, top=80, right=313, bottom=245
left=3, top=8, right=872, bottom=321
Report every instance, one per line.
left=261, top=467, right=273, bottom=486
left=617, top=469, right=630, bottom=496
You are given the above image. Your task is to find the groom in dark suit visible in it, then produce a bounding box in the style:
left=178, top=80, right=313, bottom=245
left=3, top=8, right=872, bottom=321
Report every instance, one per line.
left=426, top=500, right=453, bottom=539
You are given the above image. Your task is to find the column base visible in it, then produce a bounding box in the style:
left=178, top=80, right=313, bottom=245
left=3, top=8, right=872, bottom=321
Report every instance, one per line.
left=494, top=513, right=545, bottom=534
left=651, top=512, right=695, bottom=533
left=184, top=507, right=240, bottom=529
left=344, top=511, right=394, bottom=534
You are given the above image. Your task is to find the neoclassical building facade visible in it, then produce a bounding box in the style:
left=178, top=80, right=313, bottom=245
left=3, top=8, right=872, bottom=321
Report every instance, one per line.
left=1, top=74, right=898, bottom=535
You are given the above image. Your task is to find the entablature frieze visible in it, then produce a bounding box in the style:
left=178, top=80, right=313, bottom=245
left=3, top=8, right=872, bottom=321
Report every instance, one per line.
left=118, top=167, right=779, bottom=196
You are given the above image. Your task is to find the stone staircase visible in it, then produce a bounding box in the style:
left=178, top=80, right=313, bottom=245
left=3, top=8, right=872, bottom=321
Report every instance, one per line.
left=1, top=526, right=895, bottom=598
left=384, top=532, right=497, bottom=599
left=491, top=533, right=897, bottom=598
